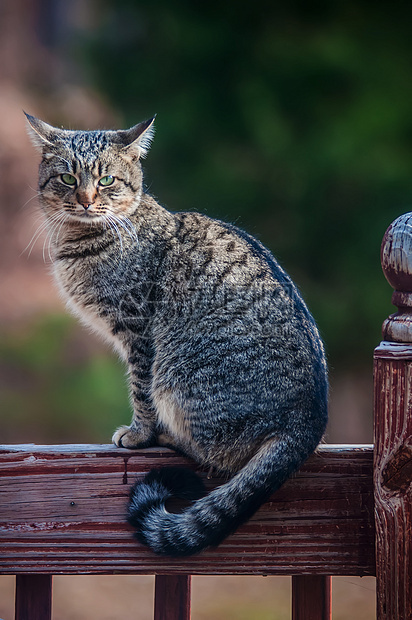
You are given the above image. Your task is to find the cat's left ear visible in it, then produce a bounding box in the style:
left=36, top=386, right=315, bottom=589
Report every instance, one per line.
left=24, top=112, right=62, bottom=151
left=117, top=116, right=156, bottom=159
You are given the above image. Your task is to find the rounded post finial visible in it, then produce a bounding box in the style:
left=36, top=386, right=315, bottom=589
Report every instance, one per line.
left=381, top=212, right=412, bottom=342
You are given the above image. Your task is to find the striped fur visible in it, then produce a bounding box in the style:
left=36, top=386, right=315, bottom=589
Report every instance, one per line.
left=27, top=113, right=328, bottom=556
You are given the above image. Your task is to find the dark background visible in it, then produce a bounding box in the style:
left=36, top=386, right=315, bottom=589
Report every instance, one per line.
left=1, top=1, right=396, bottom=616
left=2, top=0, right=409, bottom=446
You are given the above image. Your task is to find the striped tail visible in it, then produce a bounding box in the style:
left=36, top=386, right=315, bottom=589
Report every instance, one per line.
left=127, top=435, right=316, bottom=556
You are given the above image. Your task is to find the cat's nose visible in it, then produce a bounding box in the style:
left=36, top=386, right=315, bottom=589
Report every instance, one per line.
left=76, top=191, right=96, bottom=210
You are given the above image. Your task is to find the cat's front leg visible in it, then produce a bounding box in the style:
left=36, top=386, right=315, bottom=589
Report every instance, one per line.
left=112, top=337, right=158, bottom=448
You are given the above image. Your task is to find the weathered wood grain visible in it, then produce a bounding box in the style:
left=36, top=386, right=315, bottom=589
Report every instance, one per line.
left=374, top=345, right=412, bottom=620
left=14, top=574, right=52, bottom=620
left=154, top=575, right=191, bottom=620
left=376, top=213, right=412, bottom=619
left=0, top=444, right=374, bottom=576
left=292, top=576, right=331, bottom=620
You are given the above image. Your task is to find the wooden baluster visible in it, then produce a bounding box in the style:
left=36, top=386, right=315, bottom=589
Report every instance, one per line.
left=292, top=576, right=331, bottom=620
left=154, top=574, right=191, bottom=620
left=15, top=574, right=52, bottom=620
left=374, top=212, right=412, bottom=619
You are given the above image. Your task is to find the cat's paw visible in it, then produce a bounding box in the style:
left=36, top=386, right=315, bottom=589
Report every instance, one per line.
left=112, top=425, right=150, bottom=448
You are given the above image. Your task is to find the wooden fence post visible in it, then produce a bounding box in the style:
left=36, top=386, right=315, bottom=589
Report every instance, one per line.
left=291, top=576, right=331, bottom=620
left=154, top=575, right=191, bottom=620
left=15, top=574, right=52, bottom=620
left=374, top=212, right=412, bottom=620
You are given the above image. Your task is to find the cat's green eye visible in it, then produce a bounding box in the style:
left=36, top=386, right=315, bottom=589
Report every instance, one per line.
left=61, top=173, right=77, bottom=186
left=99, top=175, right=115, bottom=186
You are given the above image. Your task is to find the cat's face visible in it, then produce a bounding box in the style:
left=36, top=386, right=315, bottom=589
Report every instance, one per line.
left=26, top=114, right=155, bottom=226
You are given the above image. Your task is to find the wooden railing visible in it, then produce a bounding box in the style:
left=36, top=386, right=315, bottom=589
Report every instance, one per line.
left=1, top=443, right=373, bottom=619
left=1, top=212, right=412, bottom=619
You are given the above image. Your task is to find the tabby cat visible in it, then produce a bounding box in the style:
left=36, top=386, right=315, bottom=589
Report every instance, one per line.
left=26, top=112, right=328, bottom=557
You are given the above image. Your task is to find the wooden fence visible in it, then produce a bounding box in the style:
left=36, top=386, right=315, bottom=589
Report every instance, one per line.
left=1, top=212, right=412, bottom=619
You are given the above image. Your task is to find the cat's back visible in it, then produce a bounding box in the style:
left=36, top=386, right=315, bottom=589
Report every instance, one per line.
left=165, top=210, right=291, bottom=296
left=154, top=209, right=326, bottom=376
left=150, top=208, right=327, bottom=451
left=164, top=210, right=311, bottom=328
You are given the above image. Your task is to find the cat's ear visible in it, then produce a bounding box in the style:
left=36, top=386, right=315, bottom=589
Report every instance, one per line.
left=24, top=112, right=62, bottom=151
left=116, top=116, right=156, bottom=159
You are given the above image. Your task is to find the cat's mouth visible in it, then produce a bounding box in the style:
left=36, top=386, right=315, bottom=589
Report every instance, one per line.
left=63, top=206, right=106, bottom=223
left=77, top=211, right=100, bottom=219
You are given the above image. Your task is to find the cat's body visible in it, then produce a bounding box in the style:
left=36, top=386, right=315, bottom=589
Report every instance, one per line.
left=27, top=113, right=328, bottom=556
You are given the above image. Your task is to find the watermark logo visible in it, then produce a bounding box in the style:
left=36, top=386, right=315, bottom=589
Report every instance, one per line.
left=115, top=277, right=298, bottom=340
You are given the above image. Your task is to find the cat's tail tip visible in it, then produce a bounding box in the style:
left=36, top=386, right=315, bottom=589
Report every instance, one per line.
left=127, top=467, right=206, bottom=554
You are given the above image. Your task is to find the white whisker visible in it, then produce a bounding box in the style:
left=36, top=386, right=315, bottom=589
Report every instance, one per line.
left=22, top=211, right=63, bottom=258
left=109, top=213, right=138, bottom=247
left=47, top=212, right=69, bottom=262
left=43, top=212, right=68, bottom=263
left=20, top=192, right=41, bottom=211
left=105, top=214, right=124, bottom=257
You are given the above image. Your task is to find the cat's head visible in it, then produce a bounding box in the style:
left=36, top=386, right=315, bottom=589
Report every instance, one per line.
left=25, top=113, right=155, bottom=225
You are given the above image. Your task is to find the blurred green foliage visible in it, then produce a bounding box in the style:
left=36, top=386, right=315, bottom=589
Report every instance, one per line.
left=80, top=0, right=411, bottom=364
left=0, top=317, right=129, bottom=443
left=4, top=0, right=411, bottom=443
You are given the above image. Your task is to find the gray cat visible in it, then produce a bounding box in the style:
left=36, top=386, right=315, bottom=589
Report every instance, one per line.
left=26, top=113, right=328, bottom=557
